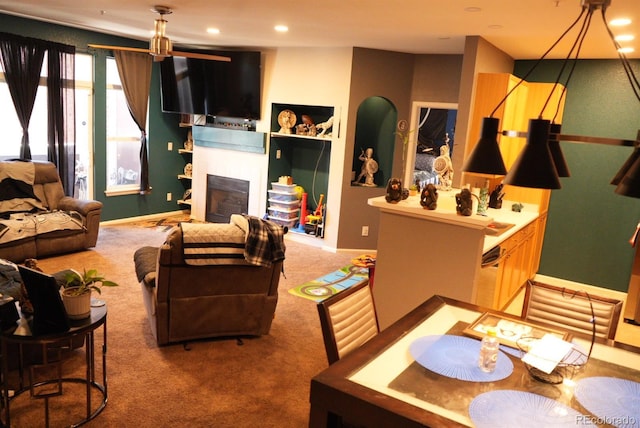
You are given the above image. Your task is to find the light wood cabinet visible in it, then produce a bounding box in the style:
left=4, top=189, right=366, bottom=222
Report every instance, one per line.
left=480, top=219, right=539, bottom=310
left=466, top=73, right=566, bottom=309
left=464, top=73, right=565, bottom=212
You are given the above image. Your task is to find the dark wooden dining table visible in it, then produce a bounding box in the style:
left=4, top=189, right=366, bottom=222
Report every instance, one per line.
left=309, top=295, right=640, bottom=427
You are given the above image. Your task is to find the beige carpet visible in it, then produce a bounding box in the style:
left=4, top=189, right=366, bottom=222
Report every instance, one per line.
left=7, top=223, right=361, bottom=427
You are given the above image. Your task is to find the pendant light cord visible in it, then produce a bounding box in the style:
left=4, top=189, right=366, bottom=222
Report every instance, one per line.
left=544, top=5, right=593, bottom=123
left=490, top=6, right=587, bottom=118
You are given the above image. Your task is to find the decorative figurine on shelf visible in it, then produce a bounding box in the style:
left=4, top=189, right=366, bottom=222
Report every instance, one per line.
left=420, top=184, right=438, bottom=210
left=455, top=188, right=474, bottom=216
left=316, top=116, right=334, bottom=137
left=434, top=144, right=453, bottom=191
left=353, top=148, right=379, bottom=187
left=184, top=131, right=194, bottom=151
left=184, top=163, right=193, bottom=177
left=295, top=114, right=317, bottom=136
left=385, top=178, right=406, bottom=203
left=489, top=183, right=505, bottom=209
left=277, top=109, right=296, bottom=134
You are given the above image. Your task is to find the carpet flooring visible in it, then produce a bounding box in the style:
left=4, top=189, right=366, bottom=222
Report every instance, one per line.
left=5, top=222, right=363, bottom=427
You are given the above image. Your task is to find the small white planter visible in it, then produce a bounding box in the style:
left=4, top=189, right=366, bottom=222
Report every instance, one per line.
left=62, top=287, right=92, bottom=320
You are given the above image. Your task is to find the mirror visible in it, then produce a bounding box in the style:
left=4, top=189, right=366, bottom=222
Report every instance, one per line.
left=404, top=101, right=458, bottom=187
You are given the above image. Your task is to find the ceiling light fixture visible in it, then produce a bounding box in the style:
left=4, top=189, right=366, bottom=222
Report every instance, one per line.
left=463, top=0, right=640, bottom=195
left=149, top=5, right=172, bottom=58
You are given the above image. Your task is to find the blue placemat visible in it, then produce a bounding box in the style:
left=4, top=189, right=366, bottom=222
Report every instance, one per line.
left=575, top=377, right=640, bottom=428
left=469, top=390, right=592, bottom=427
left=409, top=335, right=513, bottom=382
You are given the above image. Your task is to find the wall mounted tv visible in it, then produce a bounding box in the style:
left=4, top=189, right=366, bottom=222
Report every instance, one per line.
left=159, top=50, right=261, bottom=119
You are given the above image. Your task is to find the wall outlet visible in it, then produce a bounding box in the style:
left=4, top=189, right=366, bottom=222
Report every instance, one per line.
left=361, top=225, right=369, bottom=237
left=167, top=141, right=173, bottom=151
left=276, top=149, right=281, bottom=159
left=166, top=192, right=172, bottom=202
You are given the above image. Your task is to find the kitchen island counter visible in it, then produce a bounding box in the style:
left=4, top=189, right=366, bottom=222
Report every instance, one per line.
left=368, top=190, right=539, bottom=329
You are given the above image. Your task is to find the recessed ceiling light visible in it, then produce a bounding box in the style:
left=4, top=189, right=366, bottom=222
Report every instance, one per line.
left=275, top=25, right=289, bottom=33
left=207, top=28, right=220, bottom=35
left=618, top=47, right=635, bottom=54
left=615, top=34, right=634, bottom=42
left=488, top=24, right=503, bottom=30
left=464, top=7, right=482, bottom=12
left=610, top=18, right=632, bottom=26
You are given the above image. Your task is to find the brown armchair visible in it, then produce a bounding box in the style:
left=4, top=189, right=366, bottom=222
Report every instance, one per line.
left=134, top=217, right=284, bottom=346
left=0, top=160, right=102, bottom=262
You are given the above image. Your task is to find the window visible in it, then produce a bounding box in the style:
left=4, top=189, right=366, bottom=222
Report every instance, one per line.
left=105, top=57, right=144, bottom=195
left=0, top=52, right=94, bottom=199
left=75, top=54, right=93, bottom=199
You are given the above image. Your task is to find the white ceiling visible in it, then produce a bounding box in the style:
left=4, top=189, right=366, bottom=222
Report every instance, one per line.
left=0, top=0, right=639, bottom=59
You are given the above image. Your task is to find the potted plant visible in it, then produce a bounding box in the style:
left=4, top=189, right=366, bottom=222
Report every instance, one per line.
left=409, top=184, right=419, bottom=196
left=61, top=269, right=118, bottom=319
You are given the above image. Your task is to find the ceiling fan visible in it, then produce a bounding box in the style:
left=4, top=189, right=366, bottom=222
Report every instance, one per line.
left=88, top=5, right=230, bottom=62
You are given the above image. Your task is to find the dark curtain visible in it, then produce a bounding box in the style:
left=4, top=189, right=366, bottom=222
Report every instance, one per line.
left=47, top=44, right=76, bottom=196
left=114, top=51, right=153, bottom=194
left=417, top=108, right=449, bottom=154
left=0, top=32, right=76, bottom=195
left=0, top=32, right=46, bottom=160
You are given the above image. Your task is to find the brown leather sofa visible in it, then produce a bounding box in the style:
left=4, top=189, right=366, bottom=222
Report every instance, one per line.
left=0, top=160, right=102, bottom=262
left=134, top=218, right=284, bottom=346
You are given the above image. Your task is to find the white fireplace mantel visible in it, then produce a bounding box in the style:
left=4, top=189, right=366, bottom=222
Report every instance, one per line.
left=190, top=126, right=269, bottom=222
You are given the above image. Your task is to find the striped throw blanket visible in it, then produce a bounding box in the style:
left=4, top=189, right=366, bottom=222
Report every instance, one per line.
left=180, top=222, right=247, bottom=266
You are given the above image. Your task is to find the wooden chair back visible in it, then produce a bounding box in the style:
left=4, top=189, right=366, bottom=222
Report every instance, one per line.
left=317, top=280, right=378, bottom=364
left=522, top=281, right=622, bottom=340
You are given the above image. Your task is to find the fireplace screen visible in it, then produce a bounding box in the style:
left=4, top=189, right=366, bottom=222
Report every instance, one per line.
left=206, top=175, right=250, bottom=223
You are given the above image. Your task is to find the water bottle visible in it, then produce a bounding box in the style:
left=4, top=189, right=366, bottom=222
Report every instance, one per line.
left=477, top=179, right=490, bottom=215
left=478, top=327, right=499, bottom=373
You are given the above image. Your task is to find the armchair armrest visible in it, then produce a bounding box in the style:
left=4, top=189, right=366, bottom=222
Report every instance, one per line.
left=58, top=196, right=103, bottom=216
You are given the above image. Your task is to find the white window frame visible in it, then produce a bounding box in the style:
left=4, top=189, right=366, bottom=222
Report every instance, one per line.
left=104, top=56, right=148, bottom=197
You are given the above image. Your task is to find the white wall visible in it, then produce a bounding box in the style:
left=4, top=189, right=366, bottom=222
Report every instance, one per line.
left=263, top=47, right=353, bottom=249
left=192, top=47, right=354, bottom=249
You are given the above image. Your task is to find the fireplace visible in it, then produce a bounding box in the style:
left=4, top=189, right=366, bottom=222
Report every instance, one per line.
left=205, top=174, right=250, bottom=223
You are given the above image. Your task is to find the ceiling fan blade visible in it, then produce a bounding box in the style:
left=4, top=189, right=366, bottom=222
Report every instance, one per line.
left=170, top=50, right=231, bottom=62
left=88, top=44, right=152, bottom=54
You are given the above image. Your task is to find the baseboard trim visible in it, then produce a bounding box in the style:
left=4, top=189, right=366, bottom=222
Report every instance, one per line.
left=100, top=210, right=190, bottom=226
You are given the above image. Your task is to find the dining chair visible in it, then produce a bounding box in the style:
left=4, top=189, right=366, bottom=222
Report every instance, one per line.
left=521, top=281, right=623, bottom=340
left=317, top=280, right=378, bottom=365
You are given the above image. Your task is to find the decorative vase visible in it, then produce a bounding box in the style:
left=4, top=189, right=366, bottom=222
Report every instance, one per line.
left=62, top=287, right=92, bottom=320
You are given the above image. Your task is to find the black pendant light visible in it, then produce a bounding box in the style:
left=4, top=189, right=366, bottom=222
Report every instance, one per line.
left=548, top=123, right=571, bottom=177
left=611, top=146, right=640, bottom=186
left=615, top=152, right=640, bottom=197
left=613, top=131, right=640, bottom=197
left=504, top=119, right=561, bottom=189
left=462, top=117, right=507, bottom=176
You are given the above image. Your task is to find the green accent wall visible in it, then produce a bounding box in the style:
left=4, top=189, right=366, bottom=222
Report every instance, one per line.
left=352, top=96, right=396, bottom=187
left=514, top=59, right=640, bottom=292
left=0, top=13, right=188, bottom=221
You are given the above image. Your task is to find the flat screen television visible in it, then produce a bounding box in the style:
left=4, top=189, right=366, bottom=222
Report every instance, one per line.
left=160, top=50, right=262, bottom=119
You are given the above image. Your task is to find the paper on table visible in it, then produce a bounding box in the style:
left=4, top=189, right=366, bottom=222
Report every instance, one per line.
left=521, top=334, right=574, bottom=374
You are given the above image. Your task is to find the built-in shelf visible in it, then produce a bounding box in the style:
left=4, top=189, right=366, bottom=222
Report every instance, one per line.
left=269, top=132, right=332, bottom=142
left=177, top=131, right=193, bottom=212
